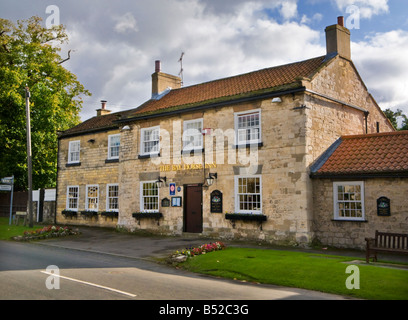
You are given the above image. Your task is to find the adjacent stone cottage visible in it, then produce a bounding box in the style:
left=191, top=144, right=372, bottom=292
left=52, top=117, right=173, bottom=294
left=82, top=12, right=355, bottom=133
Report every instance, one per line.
left=56, top=18, right=405, bottom=248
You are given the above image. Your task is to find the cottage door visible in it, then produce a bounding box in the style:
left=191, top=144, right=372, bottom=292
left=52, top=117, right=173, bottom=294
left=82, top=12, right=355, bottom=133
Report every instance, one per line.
left=184, top=185, right=203, bottom=233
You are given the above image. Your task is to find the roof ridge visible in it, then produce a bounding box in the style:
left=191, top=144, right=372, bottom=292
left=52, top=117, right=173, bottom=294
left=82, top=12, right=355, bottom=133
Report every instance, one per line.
left=170, top=55, right=327, bottom=92
left=341, top=131, right=408, bottom=139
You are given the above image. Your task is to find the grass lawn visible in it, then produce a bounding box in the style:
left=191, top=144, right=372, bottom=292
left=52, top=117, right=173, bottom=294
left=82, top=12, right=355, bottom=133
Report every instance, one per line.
left=0, top=217, right=44, bottom=240
left=181, top=247, right=408, bottom=300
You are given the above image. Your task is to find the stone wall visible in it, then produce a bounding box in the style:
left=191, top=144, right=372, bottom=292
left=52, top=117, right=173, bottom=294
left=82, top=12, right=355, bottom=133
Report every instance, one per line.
left=115, top=93, right=318, bottom=245
left=312, top=178, right=408, bottom=249
left=56, top=129, right=120, bottom=228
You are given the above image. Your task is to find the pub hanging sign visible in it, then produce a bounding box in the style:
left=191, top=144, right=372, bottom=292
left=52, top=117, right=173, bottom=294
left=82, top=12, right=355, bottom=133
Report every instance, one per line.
left=210, top=190, right=223, bottom=213
left=377, top=196, right=391, bottom=216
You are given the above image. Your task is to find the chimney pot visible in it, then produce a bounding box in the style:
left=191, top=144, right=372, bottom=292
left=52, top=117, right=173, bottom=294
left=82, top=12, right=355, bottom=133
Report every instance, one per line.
left=97, top=100, right=111, bottom=116
left=155, top=60, right=161, bottom=73
left=337, top=16, right=344, bottom=27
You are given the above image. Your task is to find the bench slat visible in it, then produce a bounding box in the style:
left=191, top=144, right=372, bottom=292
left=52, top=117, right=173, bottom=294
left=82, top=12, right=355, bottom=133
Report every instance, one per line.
left=366, top=230, right=408, bottom=263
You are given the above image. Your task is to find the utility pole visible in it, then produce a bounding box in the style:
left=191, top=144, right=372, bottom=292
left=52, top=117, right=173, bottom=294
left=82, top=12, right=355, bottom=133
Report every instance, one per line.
left=25, top=86, right=33, bottom=228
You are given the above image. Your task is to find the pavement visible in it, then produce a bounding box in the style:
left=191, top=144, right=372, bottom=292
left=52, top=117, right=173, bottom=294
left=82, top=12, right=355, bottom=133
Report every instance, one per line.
left=35, top=225, right=408, bottom=266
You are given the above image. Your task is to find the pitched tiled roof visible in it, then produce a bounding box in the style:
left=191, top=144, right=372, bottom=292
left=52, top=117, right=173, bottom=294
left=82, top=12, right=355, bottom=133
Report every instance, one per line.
left=58, top=110, right=132, bottom=138
left=311, top=131, right=408, bottom=177
left=123, top=55, right=330, bottom=119
left=60, top=55, right=333, bottom=137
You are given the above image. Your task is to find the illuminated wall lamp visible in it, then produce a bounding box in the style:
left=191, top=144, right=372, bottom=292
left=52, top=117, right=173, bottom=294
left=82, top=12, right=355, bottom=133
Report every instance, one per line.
left=155, top=176, right=167, bottom=188
left=206, top=173, right=217, bottom=186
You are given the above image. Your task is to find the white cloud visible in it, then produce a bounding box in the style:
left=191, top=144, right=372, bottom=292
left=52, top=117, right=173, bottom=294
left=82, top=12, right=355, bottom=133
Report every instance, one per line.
left=42, top=0, right=406, bottom=120
left=279, top=1, right=298, bottom=20
left=114, top=12, right=138, bottom=34
left=352, top=30, right=408, bottom=114
left=57, top=0, right=326, bottom=120
left=334, top=0, right=389, bottom=19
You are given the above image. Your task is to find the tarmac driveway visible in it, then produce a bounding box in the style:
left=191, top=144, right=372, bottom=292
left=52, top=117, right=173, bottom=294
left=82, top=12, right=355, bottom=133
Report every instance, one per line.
left=36, top=226, right=216, bottom=260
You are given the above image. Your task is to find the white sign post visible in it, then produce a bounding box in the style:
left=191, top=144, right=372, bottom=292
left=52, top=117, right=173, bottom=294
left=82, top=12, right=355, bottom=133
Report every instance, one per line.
left=1, top=176, right=14, bottom=225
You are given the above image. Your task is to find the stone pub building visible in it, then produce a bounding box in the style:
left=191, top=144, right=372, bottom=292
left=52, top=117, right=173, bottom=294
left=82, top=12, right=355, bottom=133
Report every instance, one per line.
left=56, top=18, right=407, bottom=249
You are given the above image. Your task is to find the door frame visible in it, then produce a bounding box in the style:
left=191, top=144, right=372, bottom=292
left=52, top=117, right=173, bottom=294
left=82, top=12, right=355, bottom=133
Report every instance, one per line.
left=183, top=184, right=203, bottom=233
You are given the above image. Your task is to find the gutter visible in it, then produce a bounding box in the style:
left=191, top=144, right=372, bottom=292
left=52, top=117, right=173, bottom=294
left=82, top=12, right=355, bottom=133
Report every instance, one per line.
left=304, top=89, right=369, bottom=134
left=116, top=87, right=308, bottom=123
left=304, top=89, right=368, bottom=113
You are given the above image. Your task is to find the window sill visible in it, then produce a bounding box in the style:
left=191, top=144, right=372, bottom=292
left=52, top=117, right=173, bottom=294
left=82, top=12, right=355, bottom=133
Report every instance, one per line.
left=132, top=212, right=163, bottom=219
left=66, top=162, right=81, bottom=167
left=105, top=158, right=119, bottom=163
left=80, top=211, right=99, bottom=219
left=101, top=211, right=119, bottom=219
left=138, top=153, right=160, bottom=159
left=234, top=142, right=263, bottom=149
left=331, top=219, right=368, bottom=223
left=181, top=148, right=204, bottom=155
left=62, top=210, right=78, bottom=218
left=225, top=213, right=267, bottom=222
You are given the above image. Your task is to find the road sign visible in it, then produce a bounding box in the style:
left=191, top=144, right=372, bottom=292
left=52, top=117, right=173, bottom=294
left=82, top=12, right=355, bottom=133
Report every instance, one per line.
left=0, top=184, right=12, bottom=191
left=1, top=177, right=13, bottom=184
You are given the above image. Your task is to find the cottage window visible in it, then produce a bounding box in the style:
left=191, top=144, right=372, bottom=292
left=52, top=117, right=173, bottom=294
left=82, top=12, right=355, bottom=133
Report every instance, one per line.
left=108, top=134, right=120, bottom=159
left=68, top=140, right=80, bottom=163
left=86, top=185, right=99, bottom=211
left=140, top=126, right=160, bottom=155
left=234, top=109, right=261, bottom=145
left=235, top=175, right=262, bottom=214
left=140, top=181, right=159, bottom=212
left=183, top=119, right=203, bottom=151
left=66, top=186, right=79, bottom=211
left=106, top=184, right=119, bottom=211
left=333, top=182, right=365, bottom=221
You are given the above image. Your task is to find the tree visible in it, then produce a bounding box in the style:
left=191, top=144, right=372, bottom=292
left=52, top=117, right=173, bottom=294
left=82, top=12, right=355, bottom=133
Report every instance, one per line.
left=383, top=108, right=408, bottom=131
left=0, top=16, right=90, bottom=190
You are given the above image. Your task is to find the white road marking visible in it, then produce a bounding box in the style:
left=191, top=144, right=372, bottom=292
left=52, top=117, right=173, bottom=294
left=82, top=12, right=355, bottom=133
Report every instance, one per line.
left=41, top=271, right=137, bottom=298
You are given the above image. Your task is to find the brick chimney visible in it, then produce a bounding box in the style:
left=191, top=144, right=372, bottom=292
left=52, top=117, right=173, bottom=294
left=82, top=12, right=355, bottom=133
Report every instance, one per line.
left=325, top=16, right=351, bottom=60
left=97, top=100, right=111, bottom=116
left=151, top=60, right=182, bottom=98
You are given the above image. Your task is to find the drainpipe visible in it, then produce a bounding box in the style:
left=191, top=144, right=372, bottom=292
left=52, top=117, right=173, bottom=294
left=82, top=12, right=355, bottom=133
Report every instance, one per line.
left=364, top=111, right=369, bottom=134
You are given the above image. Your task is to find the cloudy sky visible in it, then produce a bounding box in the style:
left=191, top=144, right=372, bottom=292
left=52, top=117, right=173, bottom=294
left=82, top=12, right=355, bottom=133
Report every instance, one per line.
left=1, top=0, right=408, bottom=121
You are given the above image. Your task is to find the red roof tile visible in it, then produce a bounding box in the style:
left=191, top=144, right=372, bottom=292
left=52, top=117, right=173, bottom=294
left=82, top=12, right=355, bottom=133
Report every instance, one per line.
left=126, top=55, right=329, bottom=118
left=60, top=55, right=332, bottom=137
left=312, top=131, right=408, bottom=177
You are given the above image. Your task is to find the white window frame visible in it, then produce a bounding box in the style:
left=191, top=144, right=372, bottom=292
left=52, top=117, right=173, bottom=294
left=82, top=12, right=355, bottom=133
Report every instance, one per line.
left=333, top=181, right=365, bottom=221
left=108, top=134, right=120, bottom=160
left=68, top=140, right=80, bottom=164
left=183, top=118, right=203, bottom=151
left=106, top=184, right=119, bottom=212
left=85, top=184, right=99, bottom=211
left=234, top=175, right=262, bottom=214
left=140, top=126, right=160, bottom=156
left=66, top=185, right=79, bottom=211
left=140, top=181, right=160, bottom=213
left=234, top=109, right=262, bottom=145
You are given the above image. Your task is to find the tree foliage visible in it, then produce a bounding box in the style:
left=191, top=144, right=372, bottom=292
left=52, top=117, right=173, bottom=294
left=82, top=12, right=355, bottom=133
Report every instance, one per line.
left=0, top=16, right=90, bottom=190
left=383, top=108, right=408, bottom=131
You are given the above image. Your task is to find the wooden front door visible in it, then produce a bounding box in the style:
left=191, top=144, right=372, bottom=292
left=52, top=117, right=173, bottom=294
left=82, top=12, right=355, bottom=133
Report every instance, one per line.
left=184, top=185, right=203, bottom=233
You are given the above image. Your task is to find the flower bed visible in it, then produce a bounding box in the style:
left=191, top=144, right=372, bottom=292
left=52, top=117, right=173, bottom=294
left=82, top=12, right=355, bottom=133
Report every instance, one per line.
left=171, top=241, right=226, bottom=262
left=13, top=225, right=80, bottom=241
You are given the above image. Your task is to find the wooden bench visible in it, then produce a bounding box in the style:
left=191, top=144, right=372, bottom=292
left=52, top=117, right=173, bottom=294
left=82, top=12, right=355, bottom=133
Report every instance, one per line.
left=365, top=230, right=408, bottom=263
left=14, top=211, right=28, bottom=226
